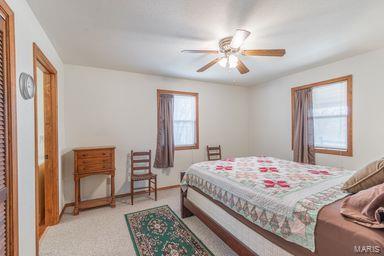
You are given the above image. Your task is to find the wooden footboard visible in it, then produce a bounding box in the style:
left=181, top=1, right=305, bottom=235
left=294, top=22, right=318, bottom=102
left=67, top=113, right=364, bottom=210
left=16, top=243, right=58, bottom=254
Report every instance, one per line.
left=180, top=172, right=256, bottom=256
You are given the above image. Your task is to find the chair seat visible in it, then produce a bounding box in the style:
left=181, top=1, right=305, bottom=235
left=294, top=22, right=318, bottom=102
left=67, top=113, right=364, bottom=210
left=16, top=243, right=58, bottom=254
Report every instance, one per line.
left=131, top=173, right=157, bottom=181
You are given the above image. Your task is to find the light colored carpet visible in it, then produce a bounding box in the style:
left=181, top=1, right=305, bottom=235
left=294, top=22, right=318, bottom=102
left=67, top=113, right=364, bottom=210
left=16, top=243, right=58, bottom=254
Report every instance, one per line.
left=40, top=188, right=237, bottom=256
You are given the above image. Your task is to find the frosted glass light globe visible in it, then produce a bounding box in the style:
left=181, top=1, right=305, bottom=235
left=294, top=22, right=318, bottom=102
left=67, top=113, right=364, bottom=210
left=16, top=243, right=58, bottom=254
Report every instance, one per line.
left=219, top=55, right=239, bottom=68
left=219, top=57, right=227, bottom=67
left=228, top=55, right=238, bottom=68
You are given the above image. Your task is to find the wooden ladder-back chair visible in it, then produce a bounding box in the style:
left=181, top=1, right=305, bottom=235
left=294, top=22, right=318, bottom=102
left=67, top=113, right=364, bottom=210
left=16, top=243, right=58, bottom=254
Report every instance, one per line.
left=130, top=150, right=157, bottom=205
left=207, top=145, right=222, bottom=161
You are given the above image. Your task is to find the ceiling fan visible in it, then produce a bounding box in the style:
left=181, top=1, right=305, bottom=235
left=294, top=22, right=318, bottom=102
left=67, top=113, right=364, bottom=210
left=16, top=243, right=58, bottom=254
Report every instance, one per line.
left=182, top=29, right=286, bottom=74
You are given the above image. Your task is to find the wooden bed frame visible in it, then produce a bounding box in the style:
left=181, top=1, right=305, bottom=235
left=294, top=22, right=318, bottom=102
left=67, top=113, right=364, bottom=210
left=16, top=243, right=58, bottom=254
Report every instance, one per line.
left=180, top=187, right=256, bottom=255
left=180, top=172, right=312, bottom=256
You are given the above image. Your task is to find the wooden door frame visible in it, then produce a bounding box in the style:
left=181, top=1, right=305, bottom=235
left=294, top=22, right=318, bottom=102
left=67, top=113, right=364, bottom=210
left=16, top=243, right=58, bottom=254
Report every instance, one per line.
left=0, top=0, right=18, bottom=255
left=33, top=43, right=59, bottom=250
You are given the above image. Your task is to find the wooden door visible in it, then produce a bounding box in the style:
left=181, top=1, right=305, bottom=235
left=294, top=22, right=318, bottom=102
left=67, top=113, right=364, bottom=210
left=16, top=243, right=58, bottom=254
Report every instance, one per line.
left=0, top=1, right=17, bottom=255
left=36, top=67, right=55, bottom=236
left=0, top=12, right=9, bottom=256
left=43, top=73, right=53, bottom=226
left=36, top=66, right=47, bottom=236
left=33, top=43, right=59, bottom=254
left=0, top=16, right=8, bottom=255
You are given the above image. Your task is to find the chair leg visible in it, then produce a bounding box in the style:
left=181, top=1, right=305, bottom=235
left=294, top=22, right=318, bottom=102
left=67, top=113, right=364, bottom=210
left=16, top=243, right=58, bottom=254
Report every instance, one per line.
left=154, top=177, right=157, bottom=201
left=131, top=179, right=134, bottom=205
left=148, top=179, right=151, bottom=196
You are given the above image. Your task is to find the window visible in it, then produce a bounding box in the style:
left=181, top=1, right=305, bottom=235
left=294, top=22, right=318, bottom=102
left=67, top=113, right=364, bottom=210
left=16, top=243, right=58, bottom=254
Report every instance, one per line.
left=157, top=90, right=199, bottom=150
left=312, top=81, right=348, bottom=150
left=292, top=75, right=352, bottom=156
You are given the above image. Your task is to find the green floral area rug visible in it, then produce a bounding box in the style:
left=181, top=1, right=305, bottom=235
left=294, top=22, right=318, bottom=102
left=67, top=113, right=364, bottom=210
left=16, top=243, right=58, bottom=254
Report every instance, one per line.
left=125, top=205, right=213, bottom=256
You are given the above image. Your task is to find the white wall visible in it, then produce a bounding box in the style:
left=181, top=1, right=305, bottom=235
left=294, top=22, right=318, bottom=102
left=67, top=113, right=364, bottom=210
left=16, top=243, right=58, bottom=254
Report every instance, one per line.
left=249, top=48, right=384, bottom=170
left=8, top=0, right=65, bottom=255
left=62, top=65, right=249, bottom=203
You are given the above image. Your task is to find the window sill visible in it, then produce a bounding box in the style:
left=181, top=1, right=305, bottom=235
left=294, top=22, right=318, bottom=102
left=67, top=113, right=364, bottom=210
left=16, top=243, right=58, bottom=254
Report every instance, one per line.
left=175, top=145, right=199, bottom=151
left=315, top=148, right=353, bottom=157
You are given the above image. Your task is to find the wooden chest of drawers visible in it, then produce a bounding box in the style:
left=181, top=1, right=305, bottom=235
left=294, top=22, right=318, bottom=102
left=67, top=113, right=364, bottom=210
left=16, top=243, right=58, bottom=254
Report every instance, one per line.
left=73, top=146, right=116, bottom=215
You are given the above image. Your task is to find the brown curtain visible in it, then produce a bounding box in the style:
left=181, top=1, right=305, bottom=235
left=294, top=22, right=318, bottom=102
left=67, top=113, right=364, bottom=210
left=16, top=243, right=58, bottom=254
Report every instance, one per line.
left=293, top=88, right=316, bottom=164
left=154, top=94, right=175, bottom=168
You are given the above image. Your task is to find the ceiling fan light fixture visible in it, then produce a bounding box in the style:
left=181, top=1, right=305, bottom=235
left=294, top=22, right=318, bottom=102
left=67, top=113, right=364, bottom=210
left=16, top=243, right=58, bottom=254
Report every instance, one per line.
left=184, top=29, right=285, bottom=75
left=230, top=29, right=251, bottom=49
left=228, top=55, right=239, bottom=68
left=218, top=57, right=227, bottom=67
left=219, top=55, right=238, bottom=68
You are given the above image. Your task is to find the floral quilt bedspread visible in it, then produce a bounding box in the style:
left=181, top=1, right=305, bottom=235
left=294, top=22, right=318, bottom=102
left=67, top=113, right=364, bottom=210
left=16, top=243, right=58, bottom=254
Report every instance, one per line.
left=181, top=156, right=354, bottom=252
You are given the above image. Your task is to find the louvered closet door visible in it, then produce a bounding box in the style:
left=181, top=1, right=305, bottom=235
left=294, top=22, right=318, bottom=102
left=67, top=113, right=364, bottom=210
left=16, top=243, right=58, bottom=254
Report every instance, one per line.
left=0, top=16, right=8, bottom=256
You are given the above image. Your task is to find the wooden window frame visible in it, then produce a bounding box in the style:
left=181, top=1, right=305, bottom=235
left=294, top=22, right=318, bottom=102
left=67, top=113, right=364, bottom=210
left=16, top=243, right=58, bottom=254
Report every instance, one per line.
left=157, top=89, right=199, bottom=150
left=291, top=75, right=353, bottom=157
left=0, top=1, right=18, bottom=255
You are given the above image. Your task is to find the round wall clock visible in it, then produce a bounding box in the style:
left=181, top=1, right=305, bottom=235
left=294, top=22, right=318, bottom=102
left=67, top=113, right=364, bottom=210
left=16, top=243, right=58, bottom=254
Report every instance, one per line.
left=19, top=72, right=35, bottom=100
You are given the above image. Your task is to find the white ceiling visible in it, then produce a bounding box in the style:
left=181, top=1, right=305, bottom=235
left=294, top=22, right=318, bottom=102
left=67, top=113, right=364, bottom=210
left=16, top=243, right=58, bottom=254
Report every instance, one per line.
left=26, top=0, right=384, bottom=86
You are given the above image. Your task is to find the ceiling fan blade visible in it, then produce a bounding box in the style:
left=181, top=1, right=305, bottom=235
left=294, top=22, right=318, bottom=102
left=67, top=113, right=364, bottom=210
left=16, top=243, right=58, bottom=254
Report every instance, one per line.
left=241, top=49, right=286, bottom=57
left=230, top=29, right=251, bottom=49
left=197, top=57, right=222, bottom=72
left=181, top=50, right=219, bottom=54
left=237, top=59, right=249, bottom=74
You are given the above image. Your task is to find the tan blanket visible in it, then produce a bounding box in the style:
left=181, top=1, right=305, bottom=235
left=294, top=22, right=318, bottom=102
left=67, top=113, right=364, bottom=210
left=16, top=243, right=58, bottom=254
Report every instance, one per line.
left=341, top=183, right=384, bottom=228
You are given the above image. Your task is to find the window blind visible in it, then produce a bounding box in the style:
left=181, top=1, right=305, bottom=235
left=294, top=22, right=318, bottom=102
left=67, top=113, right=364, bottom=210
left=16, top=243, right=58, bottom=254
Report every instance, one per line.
left=173, top=94, right=196, bottom=147
left=312, top=81, right=348, bottom=150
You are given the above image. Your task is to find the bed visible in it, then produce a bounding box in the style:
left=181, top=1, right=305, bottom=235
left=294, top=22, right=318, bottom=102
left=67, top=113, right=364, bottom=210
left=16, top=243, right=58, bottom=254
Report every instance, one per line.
left=180, top=156, right=384, bottom=256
